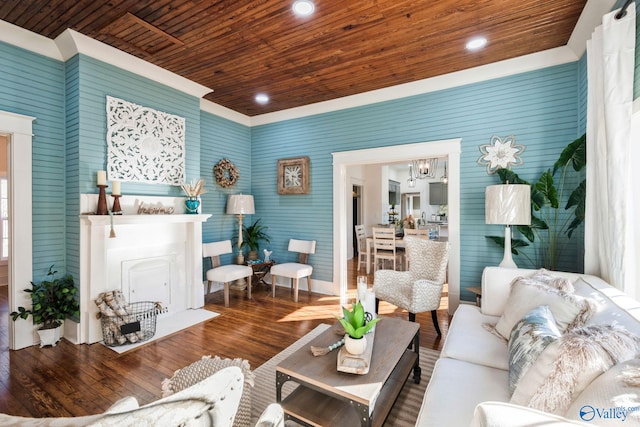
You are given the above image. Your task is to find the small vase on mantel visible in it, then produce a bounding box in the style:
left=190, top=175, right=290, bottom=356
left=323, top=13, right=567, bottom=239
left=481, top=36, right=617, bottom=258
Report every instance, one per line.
left=185, top=197, right=200, bottom=214
left=344, top=334, right=367, bottom=355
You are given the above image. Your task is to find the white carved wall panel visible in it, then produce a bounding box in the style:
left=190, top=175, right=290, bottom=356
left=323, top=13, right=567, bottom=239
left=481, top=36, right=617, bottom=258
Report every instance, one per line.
left=106, top=96, right=185, bottom=185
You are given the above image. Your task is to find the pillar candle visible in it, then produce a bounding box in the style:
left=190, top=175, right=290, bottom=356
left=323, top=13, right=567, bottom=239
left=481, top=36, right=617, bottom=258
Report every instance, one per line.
left=97, top=170, right=106, bottom=186
left=112, top=180, right=121, bottom=196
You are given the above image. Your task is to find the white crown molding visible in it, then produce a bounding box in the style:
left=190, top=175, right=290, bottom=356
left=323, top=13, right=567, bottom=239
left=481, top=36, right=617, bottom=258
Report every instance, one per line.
left=55, top=29, right=212, bottom=99
left=200, top=99, right=252, bottom=126
left=250, top=46, right=578, bottom=126
left=0, top=20, right=62, bottom=61
left=567, top=0, right=616, bottom=57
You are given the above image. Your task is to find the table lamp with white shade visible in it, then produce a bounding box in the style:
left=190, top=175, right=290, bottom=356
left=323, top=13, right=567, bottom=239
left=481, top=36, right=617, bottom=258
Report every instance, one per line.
left=485, top=184, right=531, bottom=268
left=227, top=194, right=255, bottom=265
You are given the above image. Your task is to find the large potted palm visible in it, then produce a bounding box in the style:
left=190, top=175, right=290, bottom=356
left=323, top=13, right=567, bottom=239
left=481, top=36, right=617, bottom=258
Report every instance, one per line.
left=242, top=219, right=271, bottom=261
left=10, top=265, right=80, bottom=347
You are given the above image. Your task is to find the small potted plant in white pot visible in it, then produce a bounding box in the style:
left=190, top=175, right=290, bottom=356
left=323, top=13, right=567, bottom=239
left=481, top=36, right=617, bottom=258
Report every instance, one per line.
left=10, top=265, right=80, bottom=347
left=338, top=301, right=381, bottom=355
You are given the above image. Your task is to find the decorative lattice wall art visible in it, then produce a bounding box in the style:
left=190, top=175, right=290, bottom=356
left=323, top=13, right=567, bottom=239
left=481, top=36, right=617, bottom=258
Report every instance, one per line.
left=106, top=96, right=185, bottom=185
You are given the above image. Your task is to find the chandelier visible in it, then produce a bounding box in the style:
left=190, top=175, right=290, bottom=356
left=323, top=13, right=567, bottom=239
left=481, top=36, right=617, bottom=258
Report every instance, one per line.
left=411, top=158, right=438, bottom=179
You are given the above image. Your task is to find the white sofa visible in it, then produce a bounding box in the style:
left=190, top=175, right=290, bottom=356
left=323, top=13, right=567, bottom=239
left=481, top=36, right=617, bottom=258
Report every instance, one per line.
left=417, top=267, right=640, bottom=426
left=0, top=366, right=284, bottom=427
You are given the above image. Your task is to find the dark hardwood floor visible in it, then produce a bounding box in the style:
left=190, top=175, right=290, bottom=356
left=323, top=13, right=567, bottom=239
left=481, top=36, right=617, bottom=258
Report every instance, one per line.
left=0, top=259, right=449, bottom=418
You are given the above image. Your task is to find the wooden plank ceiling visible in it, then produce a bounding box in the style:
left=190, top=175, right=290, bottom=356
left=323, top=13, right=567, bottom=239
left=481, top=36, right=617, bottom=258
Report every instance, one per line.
left=1, top=0, right=587, bottom=116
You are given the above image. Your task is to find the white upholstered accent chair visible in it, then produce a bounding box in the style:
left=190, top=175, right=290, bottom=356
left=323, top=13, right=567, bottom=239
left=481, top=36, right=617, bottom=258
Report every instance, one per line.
left=270, top=239, right=316, bottom=302
left=373, top=236, right=449, bottom=335
left=372, top=227, right=402, bottom=271
left=402, top=227, right=430, bottom=270
left=203, top=240, right=253, bottom=307
left=354, top=224, right=367, bottom=272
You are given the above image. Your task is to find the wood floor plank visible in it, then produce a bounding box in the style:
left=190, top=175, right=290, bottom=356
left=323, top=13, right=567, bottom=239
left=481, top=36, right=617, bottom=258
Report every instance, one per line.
left=0, top=259, right=450, bottom=417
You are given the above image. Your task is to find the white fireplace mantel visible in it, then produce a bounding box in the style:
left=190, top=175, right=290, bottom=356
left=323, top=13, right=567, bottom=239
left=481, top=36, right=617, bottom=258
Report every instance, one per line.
left=75, top=194, right=211, bottom=344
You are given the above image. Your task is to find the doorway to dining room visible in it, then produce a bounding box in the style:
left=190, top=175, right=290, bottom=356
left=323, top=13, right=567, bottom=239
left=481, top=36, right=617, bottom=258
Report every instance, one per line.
left=333, top=138, right=461, bottom=314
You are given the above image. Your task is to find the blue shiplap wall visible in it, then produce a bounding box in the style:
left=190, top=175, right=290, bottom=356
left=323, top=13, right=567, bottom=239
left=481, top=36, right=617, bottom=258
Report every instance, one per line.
left=0, top=41, right=67, bottom=281
left=200, top=111, right=252, bottom=266
left=64, top=54, right=203, bottom=280
left=251, top=62, right=584, bottom=301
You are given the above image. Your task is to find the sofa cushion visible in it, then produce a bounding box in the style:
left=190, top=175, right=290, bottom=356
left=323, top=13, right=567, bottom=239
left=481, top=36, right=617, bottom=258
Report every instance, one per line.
left=416, top=358, right=510, bottom=427
left=574, top=277, right=640, bottom=334
left=440, top=304, right=508, bottom=370
left=494, top=277, right=594, bottom=340
left=511, top=324, right=640, bottom=415
left=566, top=358, right=640, bottom=425
left=508, top=305, right=561, bottom=394
left=162, top=356, right=254, bottom=427
left=471, top=402, right=592, bottom=426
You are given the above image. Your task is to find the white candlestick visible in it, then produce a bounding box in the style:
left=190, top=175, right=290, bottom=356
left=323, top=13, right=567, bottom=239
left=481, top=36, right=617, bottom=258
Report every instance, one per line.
left=97, top=170, right=106, bottom=186
left=112, top=180, right=121, bottom=195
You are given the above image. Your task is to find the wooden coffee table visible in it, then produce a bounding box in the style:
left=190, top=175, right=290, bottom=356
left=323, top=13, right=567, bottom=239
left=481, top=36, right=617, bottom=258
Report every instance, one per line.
left=276, top=317, right=420, bottom=427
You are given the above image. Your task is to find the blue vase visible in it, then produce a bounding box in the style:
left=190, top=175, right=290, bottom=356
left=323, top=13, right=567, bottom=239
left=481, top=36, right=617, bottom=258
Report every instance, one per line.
left=185, top=197, right=200, bottom=214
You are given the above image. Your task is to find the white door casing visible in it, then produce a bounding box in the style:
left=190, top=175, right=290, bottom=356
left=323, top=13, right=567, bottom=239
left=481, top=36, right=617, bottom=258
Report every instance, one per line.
left=0, top=110, right=35, bottom=350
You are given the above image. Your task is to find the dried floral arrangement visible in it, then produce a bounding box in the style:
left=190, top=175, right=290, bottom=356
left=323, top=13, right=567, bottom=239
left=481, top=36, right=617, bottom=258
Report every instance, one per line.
left=181, top=178, right=207, bottom=197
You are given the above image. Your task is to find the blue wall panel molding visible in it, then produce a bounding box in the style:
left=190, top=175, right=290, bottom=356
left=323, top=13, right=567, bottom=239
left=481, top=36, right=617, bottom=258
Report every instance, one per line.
left=251, top=62, right=584, bottom=301
left=200, top=110, right=252, bottom=266
left=0, top=41, right=66, bottom=280
left=2, top=37, right=592, bottom=303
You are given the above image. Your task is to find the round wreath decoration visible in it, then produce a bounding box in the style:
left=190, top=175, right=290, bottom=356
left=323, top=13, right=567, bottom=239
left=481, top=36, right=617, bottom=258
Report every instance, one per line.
left=214, top=158, right=239, bottom=188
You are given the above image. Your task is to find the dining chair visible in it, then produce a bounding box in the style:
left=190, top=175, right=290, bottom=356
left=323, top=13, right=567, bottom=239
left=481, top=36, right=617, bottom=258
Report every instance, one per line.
left=354, top=225, right=367, bottom=271
left=203, top=240, right=253, bottom=307
left=403, top=228, right=430, bottom=270
left=372, top=227, right=402, bottom=271
left=270, top=239, right=316, bottom=302
left=373, top=236, right=449, bottom=335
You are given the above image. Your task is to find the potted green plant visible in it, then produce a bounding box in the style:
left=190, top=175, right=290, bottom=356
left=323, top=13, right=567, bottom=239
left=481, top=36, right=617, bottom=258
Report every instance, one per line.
left=242, top=219, right=271, bottom=261
left=338, top=301, right=381, bottom=355
left=10, top=265, right=80, bottom=347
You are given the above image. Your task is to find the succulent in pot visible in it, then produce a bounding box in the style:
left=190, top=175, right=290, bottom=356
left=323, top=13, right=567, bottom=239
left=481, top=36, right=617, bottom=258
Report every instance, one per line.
left=338, top=301, right=381, bottom=355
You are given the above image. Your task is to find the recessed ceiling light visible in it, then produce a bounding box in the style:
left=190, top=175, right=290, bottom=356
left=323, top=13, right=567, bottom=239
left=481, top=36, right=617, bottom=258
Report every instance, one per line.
left=292, top=0, right=315, bottom=17
left=466, top=37, right=487, bottom=51
left=255, top=93, right=270, bottom=104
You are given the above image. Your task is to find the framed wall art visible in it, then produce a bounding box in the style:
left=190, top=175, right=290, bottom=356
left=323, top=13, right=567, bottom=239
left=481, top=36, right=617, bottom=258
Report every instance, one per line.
left=277, top=156, right=310, bottom=194
left=106, top=96, right=185, bottom=185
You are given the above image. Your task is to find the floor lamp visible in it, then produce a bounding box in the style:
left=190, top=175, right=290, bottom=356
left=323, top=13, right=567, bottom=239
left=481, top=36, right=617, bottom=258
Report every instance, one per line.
left=227, top=194, right=255, bottom=288
left=485, top=184, right=530, bottom=268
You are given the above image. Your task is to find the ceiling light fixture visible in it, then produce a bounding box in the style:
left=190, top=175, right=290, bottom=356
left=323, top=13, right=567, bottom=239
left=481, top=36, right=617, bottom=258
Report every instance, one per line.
left=410, top=158, right=438, bottom=180
left=466, top=37, right=487, bottom=51
left=255, top=93, right=270, bottom=104
left=292, top=0, right=315, bottom=16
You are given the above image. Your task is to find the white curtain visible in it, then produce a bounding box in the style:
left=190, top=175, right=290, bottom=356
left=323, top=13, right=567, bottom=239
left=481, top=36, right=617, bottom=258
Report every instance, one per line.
left=585, top=3, right=638, bottom=298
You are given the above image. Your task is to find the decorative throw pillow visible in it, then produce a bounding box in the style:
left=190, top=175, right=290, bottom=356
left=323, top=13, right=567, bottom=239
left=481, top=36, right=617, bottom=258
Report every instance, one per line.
left=161, top=355, right=255, bottom=427
left=494, top=277, right=594, bottom=339
left=566, top=358, right=640, bottom=426
left=511, top=324, right=640, bottom=415
left=528, top=269, right=575, bottom=294
left=508, top=305, right=561, bottom=394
